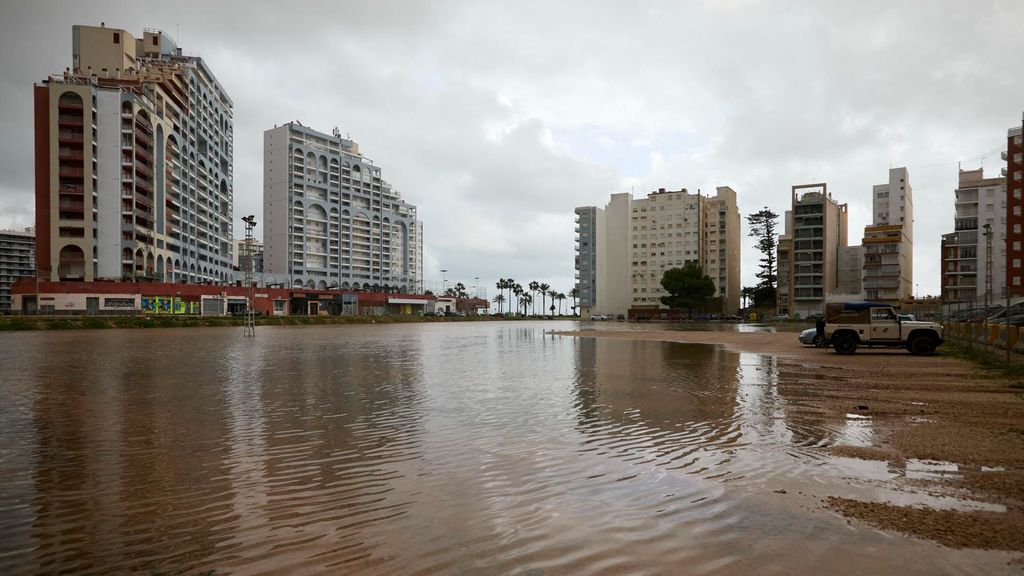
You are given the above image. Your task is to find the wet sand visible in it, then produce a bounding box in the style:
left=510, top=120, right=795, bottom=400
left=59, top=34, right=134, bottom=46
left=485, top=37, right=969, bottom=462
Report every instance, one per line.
left=557, top=326, right=1024, bottom=553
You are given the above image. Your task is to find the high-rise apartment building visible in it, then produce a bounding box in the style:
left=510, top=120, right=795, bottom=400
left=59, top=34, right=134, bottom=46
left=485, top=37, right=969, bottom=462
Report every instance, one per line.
left=34, top=24, right=234, bottom=284
left=0, top=228, right=35, bottom=314
left=861, top=167, right=913, bottom=302
left=941, top=168, right=1006, bottom=303
left=574, top=186, right=741, bottom=317
left=776, top=183, right=849, bottom=317
left=263, top=122, right=422, bottom=292
left=1007, top=115, right=1024, bottom=296
left=574, top=206, right=601, bottom=311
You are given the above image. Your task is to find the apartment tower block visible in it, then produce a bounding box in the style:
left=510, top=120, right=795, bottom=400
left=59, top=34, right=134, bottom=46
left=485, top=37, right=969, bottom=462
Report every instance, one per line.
left=263, top=122, right=422, bottom=292
left=861, top=167, right=913, bottom=302
left=34, top=24, right=234, bottom=284
left=574, top=186, right=741, bottom=318
left=776, top=183, right=849, bottom=318
left=1007, top=116, right=1023, bottom=296
left=941, top=168, right=1006, bottom=303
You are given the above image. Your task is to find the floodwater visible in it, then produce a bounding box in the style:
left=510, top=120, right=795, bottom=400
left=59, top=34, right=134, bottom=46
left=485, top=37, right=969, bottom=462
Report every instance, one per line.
left=0, top=322, right=1013, bottom=575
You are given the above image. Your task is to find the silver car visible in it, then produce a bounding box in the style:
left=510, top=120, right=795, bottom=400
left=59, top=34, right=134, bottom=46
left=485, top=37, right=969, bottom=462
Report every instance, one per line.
left=799, top=327, right=825, bottom=347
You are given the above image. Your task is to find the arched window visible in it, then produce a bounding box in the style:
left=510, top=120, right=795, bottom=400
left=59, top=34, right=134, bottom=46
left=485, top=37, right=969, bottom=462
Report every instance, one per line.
left=58, top=245, right=86, bottom=280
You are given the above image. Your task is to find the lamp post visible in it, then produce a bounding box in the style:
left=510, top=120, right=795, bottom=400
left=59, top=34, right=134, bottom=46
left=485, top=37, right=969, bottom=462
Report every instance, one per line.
left=441, top=268, right=447, bottom=295
left=982, top=223, right=993, bottom=311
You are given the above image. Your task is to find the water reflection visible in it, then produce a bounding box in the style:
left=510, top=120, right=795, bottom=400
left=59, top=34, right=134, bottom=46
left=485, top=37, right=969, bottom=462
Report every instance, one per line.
left=0, top=324, right=1011, bottom=575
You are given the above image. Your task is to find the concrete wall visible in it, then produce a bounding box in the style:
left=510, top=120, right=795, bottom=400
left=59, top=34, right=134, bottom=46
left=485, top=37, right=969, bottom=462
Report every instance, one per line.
left=96, top=89, right=121, bottom=279
left=263, top=125, right=290, bottom=277
left=597, top=193, right=632, bottom=317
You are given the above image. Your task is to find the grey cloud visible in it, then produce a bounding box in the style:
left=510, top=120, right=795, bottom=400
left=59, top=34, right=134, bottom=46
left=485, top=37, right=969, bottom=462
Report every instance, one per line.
left=1, top=0, right=1021, bottom=298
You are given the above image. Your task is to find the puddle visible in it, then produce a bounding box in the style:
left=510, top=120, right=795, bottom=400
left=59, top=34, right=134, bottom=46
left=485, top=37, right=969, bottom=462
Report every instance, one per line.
left=905, top=459, right=962, bottom=481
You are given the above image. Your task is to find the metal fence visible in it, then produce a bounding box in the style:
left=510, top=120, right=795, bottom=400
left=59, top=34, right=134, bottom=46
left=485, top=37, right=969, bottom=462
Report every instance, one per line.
left=938, top=293, right=1024, bottom=360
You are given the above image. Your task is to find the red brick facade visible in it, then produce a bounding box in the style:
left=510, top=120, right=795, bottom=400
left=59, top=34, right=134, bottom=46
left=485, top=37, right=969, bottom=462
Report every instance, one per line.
left=1008, top=118, right=1024, bottom=297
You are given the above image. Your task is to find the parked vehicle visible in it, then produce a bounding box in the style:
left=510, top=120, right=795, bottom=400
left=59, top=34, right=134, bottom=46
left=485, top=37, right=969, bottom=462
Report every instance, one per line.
left=799, top=327, right=825, bottom=347
left=823, top=302, right=943, bottom=356
left=591, top=314, right=609, bottom=320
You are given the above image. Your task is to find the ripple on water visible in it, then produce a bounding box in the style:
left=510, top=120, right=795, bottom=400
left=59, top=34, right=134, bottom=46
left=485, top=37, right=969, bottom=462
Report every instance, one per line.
left=0, top=324, right=1013, bottom=575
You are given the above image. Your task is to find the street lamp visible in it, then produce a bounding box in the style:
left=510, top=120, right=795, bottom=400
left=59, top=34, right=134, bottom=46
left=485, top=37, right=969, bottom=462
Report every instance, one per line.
left=441, top=268, right=447, bottom=295
left=982, top=223, right=993, bottom=310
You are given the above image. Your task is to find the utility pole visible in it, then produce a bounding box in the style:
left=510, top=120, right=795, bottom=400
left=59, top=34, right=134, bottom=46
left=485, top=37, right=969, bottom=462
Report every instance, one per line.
left=242, top=215, right=257, bottom=337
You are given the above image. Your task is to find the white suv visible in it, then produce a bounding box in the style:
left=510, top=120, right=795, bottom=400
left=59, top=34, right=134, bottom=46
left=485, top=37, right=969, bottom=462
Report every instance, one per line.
left=823, top=302, right=943, bottom=356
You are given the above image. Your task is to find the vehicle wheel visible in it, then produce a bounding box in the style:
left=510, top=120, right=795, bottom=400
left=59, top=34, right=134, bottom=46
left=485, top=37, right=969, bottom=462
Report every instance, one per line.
left=813, top=334, right=826, bottom=348
left=909, top=336, right=937, bottom=356
left=833, top=334, right=857, bottom=355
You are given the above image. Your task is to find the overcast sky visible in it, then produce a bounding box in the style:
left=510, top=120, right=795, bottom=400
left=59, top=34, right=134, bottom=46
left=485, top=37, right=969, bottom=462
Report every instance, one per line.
left=1, top=1, right=1022, bottom=302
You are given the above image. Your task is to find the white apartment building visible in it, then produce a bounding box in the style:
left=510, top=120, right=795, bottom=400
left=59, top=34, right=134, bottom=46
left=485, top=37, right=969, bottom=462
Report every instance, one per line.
left=862, top=167, right=913, bottom=302
left=35, top=24, right=234, bottom=284
left=942, top=168, right=1007, bottom=303
left=575, top=187, right=741, bottom=317
left=263, top=122, right=422, bottom=292
left=0, top=228, right=35, bottom=314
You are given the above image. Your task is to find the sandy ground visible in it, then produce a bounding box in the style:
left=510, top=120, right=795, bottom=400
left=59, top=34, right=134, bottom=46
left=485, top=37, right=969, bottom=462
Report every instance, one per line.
left=556, top=325, right=1024, bottom=552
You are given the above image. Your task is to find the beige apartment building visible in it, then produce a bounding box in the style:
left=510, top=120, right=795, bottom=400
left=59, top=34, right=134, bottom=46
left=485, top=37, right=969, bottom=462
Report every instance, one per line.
left=776, top=183, right=849, bottom=318
left=34, top=24, right=233, bottom=284
left=861, top=167, right=913, bottom=302
left=575, top=186, right=741, bottom=317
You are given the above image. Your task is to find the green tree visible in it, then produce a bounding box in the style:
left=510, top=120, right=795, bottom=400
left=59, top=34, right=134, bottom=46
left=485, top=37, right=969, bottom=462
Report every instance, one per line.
left=538, top=282, right=551, bottom=317
left=555, top=292, right=566, bottom=316
left=529, top=281, right=540, bottom=316
left=660, top=263, right=716, bottom=318
left=520, top=293, right=532, bottom=316
left=747, top=207, right=779, bottom=307
left=569, top=287, right=579, bottom=316
left=492, top=293, right=505, bottom=314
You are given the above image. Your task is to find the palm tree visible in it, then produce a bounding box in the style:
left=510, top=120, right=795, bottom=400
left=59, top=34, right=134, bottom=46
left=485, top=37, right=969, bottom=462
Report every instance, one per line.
left=570, top=287, right=579, bottom=316
left=520, top=293, right=533, bottom=316
left=492, top=293, right=505, bottom=314
left=547, top=287, right=558, bottom=317
left=506, top=278, right=516, bottom=316
left=538, top=282, right=550, bottom=317
left=512, top=283, right=523, bottom=317
left=529, top=281, right=540, bottom=316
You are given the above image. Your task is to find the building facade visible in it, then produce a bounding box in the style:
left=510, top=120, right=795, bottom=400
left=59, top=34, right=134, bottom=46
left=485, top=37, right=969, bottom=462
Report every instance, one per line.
left=941, top=168, right=1006, bottom=303
left=34, top=24, right=234, bottom=285
left=574, top=186, right=741, bottom=317
left=0, top=228, right=36, bottom=314
left=776, top=183, right=849, bottom=318
left=574, top=206, right=601, bottom=311
left=263, top=122, right=422, bottom=292
left=862, top=167, right=913, bottom=302
left=1007, top=117, right=1023, bottom=297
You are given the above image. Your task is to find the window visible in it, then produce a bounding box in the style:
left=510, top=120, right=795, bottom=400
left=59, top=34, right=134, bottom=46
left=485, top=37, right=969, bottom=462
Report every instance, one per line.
left=113, top=32, right=120, bottom=43
left=152, top=36, right=159, bottom=46
left=1015, top=259, right=1022, bottom=269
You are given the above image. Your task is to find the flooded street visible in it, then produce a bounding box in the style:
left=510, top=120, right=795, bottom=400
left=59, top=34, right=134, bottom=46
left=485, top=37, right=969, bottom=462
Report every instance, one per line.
left=0, top=322, right=1016, bottom=575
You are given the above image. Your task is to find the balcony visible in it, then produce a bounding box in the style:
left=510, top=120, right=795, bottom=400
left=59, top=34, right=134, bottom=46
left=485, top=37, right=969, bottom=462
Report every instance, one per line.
left=59, top=166, right=85, bottom=178
left=58, top=131, right=84, bottom=144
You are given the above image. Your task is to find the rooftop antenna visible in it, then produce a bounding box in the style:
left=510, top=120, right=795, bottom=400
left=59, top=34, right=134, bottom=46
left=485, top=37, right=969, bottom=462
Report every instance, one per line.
left=241, top=215, right=257, bottom=337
